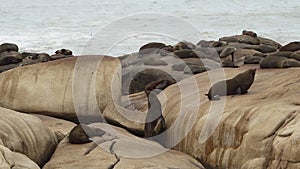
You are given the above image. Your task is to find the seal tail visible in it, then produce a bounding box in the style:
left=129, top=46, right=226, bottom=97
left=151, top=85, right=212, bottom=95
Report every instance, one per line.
left=205, top=94, right=221, bottom=101
left=205, top=94, right=211, bottom=100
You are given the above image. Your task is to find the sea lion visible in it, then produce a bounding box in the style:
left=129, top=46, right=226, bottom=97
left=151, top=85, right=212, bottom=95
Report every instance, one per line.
left=242, top=30, right=258, bottom=37
left=244, top=55, right=263, bottom=64
left=290, top=52, right=300, bottom=61
left=20, top=52, right=39, bottom=59
left=174, top=41, right=196, bottom=51
left=55, top=49, right=73, bottom=55
left=0, top=43, right=19, bottom=53
left=0, top=56, right=22, bottom=66
left=173, top=49, right=205, bottom=59
left=279, top=42, right=300, bottom=52
left=205, top=69, right=256, bottom=100
left=184, top=65, right=210, bottom=74
left=259, top=55, right=299, bottom=68
left=160, top=45, right=174, bottom=56
left=209, top=41, right=228, bottom=47
left=144, top=79, right=176, bottom=138
left=197, top=40, right=214, bottom=48
left=220, top=47, right=238, bottom=68
left=68, top=124, right=105, bottom=144
left=269, top=51, right=293, bottom=58
left=220, top=35, right=260, bottom=45
left=128, top=68, right=176, bottom=94
left=0, top=51, right=22, bottom=66
left=139, top=42, right=167, bottom=55
left=37, top=53, right=52, bottom=62
left=221, top=60, right=239, bottom=68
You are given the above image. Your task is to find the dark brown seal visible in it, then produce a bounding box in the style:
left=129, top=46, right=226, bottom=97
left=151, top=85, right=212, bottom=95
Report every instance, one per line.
left=205, top=69, right=256, bottom=100
left=144, top=79, right=176, bottom=138
left=174, top=41, right=196, bottom=51
left=55, top=49, right=73, bottom=55
left=68, top=124, right=105, bottom=144
left=139, top=42, right=167, bottom=55
left=279, top=42, right=300, bottom=52
left=0, top=43, right=19, bottom=53
left=242, top=30, right=258, bottom=37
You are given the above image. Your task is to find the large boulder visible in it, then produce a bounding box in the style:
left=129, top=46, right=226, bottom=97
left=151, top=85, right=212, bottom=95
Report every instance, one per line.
left=0, top=145, right=40, bottom=169
left=147, top=67, right=300, bottom=169
left=0, top=56, right=122, bottom=122
left=0, top=107, right=57, bottom=166
left=43, top=123, right=205, bottom=169
left=33, top=114, right=76, bottom=142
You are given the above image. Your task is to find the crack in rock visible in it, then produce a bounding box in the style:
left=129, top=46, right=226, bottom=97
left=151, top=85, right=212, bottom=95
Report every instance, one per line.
left=84, top=132, right=119, bottom=156
left=263, top=111, right=297, bottom=168
left=263, top=111, right=296, bottom=140
left=108, top=141, right=121, bottom=169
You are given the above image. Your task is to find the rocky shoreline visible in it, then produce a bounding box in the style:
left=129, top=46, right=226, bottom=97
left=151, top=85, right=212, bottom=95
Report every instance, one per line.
left=0, top=30, right=299, bottom=169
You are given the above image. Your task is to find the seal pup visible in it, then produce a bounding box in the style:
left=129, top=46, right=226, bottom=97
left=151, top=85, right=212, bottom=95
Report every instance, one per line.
left=144, top=79, right=176, bottom=138
left=205, top=69, right=256, bottom=100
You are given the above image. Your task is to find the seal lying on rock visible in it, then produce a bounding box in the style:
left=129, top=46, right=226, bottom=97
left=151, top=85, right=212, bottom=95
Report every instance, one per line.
left=139, top=42, right=168, bottom=55
left=205, top=69, right=256, bottom=100
left=242, top=30, right=258, bottom=37
left=279, top=41, right=300, bottom=52
left=260, top=55, right=300, bottom=68
left=174, top=41, right=196, bottom=51
left=144, top=79, right=176, bottom=138
left=0, top=43, right=19, bottom=53
left=55, top=49, right=73, bottom=55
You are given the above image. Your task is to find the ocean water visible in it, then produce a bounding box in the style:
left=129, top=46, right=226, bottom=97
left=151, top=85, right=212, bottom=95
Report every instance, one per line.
left=1, top=0, right=299, bottom=56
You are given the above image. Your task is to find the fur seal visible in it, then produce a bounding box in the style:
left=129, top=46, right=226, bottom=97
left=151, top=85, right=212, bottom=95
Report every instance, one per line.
left=68, top=124, right=105, bottom=144
left=55, top=49, right=73, bottom=55
left=184, top=65, right=210, bottom=74
left=220, top=47, right=238, bottom=67
left=279, top=42, right=300, bottom=52
left=144, top=79, right=176, bottom=138
left=160, top=45, right=174, bottom=56
left=244, top=55, right=263, bottom=64
left=205, top=69, right=256, bottom=100
left=209, top=41, right=228, bottom=47
left=174, top=41, right=196, bottom=51
left=173, top=49, right=205, bottom=59
left=290, top=52, right=300, bottom=61
left=221, top=59, right=239, bottom=68
left=0, top=56, right=22, bottom=66
left=242, top=30, right=258, bottom=37
left=197, top=40, right=214, bottom=48
left=20, top=52, right=39, bottom=59
left=139, top=42, right=167, bottom=55
left=259, top=55, right=300, bottom=68
left=0, top=43, right=19, bottom=53
left=37, top=53, right=52, bottom=62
